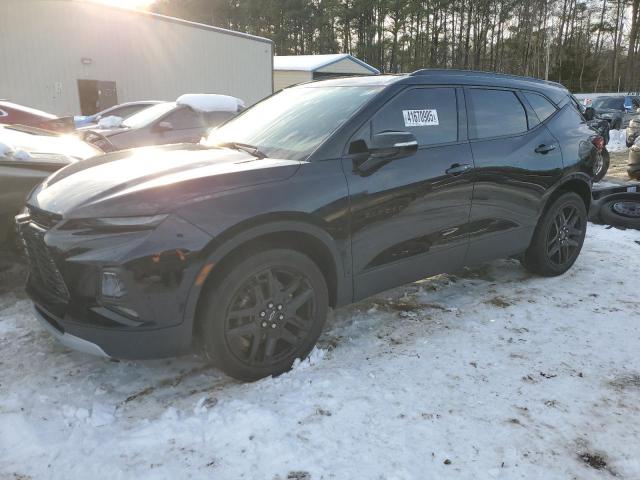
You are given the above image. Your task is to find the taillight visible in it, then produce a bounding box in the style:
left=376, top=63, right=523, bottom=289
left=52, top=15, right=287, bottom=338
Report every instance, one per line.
left=592, top=135, right=605, bottom=151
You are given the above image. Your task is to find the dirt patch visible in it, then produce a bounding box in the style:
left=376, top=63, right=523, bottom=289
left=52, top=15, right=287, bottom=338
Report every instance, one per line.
left=609, top=373, right=640, bottom=390
left=579, top=452, right=608, bottom=470
left=604, top=150, right=631, bottom=182
left=486, top=296, right=512, bottom=308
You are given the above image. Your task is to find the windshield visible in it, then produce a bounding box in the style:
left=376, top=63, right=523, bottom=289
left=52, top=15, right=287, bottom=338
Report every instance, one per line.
left=204, top=85, right=383, bottom=160
left=592, top=97, right=624, bottom=110
left=123, top=102, right=175, bottom=129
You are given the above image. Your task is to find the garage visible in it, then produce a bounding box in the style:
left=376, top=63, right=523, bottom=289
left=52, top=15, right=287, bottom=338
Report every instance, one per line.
left=273, top=53, right=379, bottom=91
left=0, top=0, right=273, bottom=115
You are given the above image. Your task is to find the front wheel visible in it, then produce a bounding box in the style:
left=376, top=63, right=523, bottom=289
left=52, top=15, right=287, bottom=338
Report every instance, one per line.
left=199, top=249, right=328, bottom=381
left=521, top=192, right=587, bottom=276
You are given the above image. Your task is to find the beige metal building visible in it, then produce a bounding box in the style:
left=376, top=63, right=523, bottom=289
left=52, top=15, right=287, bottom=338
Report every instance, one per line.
left=0, top=0, right=274, bottom=115
left=273, top=54, right=379, bottom=91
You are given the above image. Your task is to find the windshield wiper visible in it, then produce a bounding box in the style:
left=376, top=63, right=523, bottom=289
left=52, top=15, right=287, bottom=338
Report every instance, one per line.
left=218, top=141, right=268, bottom=159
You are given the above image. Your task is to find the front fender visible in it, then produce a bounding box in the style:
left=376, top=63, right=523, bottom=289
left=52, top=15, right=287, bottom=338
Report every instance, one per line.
left=181, top=218, right=352, bottom=341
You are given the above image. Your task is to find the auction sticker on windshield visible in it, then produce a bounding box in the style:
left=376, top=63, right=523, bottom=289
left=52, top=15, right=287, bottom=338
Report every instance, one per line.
left=403, top=109, right=439, bottom=127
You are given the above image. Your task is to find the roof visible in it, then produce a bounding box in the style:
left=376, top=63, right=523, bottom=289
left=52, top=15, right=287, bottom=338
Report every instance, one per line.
left=64, top=0, right=273, bottom=45
left=302, top=69, right=571, bottom=104
left=273, top=54, right=380, bottom=74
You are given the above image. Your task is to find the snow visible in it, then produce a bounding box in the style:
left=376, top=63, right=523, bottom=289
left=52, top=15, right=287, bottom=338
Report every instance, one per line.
left=0, top=141, right=13, bottom=158
left=274, top=54, right=380, bottom=74
left=608, top=129, right=628, bottom=153
left=96, top=115, right=123, bottom=129
left=176, top=94, right=245, bottom=113
left=0, top=140, right=32, bottom=161
left=1, top=223, right=640, bottom=479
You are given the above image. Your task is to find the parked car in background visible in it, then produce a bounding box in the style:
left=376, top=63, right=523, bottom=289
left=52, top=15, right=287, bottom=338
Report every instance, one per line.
left=626, top=116, right=640, bottom=147
left=591, top=95, right=640, bottom=129
left=0, top=100, right=74, bottom=133
left=73, top=101, right=163, bottom=128
left=79, top=94, right=244, bottom=152
left=0, top=125, right=101, bottom=244
left=18, top=71, right=596, bottom=381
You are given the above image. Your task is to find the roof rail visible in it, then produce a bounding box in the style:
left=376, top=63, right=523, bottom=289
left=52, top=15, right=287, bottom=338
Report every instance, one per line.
left=410, top=68, right=565, bottom=88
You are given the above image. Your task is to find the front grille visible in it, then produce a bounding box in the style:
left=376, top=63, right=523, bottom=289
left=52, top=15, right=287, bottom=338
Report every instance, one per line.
left=21, top=224, right=70, bottom=302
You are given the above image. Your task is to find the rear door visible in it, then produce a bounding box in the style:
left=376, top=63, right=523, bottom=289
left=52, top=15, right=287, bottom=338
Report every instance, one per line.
left=343, top=86, right=475, bottom=299
left=464, top=87, right=564, bottom=264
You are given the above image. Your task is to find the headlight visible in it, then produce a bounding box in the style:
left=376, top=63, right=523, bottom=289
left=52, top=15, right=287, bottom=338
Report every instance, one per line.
left=62, top=214, right=168, bottom=232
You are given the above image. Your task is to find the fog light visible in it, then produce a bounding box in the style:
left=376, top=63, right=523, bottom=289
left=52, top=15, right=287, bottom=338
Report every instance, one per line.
left=101, top=271, right=126, bottom=298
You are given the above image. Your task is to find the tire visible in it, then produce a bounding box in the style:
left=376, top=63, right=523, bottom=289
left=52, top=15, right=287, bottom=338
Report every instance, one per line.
left=199, top=249, right=328, bottom=381
left=598, top=192, right=640, bottom=229
left=521, top=192, right=587, bottom=277
left=592, top=149, right=610, bottom=183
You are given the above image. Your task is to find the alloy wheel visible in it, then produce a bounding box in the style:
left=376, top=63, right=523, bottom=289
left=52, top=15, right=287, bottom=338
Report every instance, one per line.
left=546, top=204, right=584, bottom=267
left=223, top=267, right=316, bottom=367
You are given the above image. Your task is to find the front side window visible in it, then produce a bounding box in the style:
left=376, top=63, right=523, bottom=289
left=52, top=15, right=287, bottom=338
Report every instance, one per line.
left=467, top=89, right=528, bottom=139
left=372, top=87, right=458, bottom=146
left=205, top=85, right=383, bottom=160
left=524, top=92, right=557, bottom=123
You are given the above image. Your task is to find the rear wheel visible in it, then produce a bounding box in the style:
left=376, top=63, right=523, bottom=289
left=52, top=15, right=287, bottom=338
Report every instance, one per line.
left=521, top=192, right=587, bottom=276
left=592, top=149, right=610, bottom=183
left=199, top=249, right=328, bottom=381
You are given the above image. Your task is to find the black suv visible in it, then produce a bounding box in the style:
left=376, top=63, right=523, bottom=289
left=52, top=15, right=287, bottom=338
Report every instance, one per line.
left=18, top=70, right=596, bottom=381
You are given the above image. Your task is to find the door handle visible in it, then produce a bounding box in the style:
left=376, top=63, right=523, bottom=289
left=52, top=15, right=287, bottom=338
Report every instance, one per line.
left=445, top=163, right=472, bottom=175
left=535, top=144, right=557, bottom=154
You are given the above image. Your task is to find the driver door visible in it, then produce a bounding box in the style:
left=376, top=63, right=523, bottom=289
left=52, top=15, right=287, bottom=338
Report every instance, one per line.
left=342, top=86, right=475, bottom=300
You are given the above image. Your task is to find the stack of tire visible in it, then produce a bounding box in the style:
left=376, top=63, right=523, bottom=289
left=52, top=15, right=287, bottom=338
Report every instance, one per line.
left=591, top=190, right=640, bottom=230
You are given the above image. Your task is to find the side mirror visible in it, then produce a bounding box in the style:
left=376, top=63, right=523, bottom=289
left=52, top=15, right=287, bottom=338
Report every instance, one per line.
left=584, top=107, right=595, bottom=121
left=157, top=121, right=173, bottom=132
left=369, top=131, right=418, bottom=158
left=351, top=131, right=418, bottom=175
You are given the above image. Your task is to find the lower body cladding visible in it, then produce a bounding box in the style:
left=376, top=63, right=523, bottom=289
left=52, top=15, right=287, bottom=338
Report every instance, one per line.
left=17, top=213, right=214, bottom=359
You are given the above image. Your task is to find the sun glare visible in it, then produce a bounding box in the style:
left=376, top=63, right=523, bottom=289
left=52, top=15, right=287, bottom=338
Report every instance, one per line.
left=91, top=0, right=156, bottom=10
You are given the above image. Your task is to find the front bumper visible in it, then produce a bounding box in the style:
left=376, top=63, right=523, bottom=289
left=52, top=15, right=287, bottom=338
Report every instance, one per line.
left=32, top=301, right=196, bottom=359
left=34, top=304, right=109, bottom=358
left=17, top=211, right=214, bottom=359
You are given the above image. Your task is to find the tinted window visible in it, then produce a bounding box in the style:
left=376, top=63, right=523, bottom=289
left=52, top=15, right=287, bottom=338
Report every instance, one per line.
left=372, top=87, right=457, bottom=146
left=163, top=107, right=204, bottom=129
left=524, top=92, right=557, bottom=123
left=467, top=89, right=527, bottom=139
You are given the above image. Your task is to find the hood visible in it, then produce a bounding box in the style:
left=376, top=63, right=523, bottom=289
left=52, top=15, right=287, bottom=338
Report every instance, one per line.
left=28, top=143, right=301, bottom=218
left=0, top=125, right=100, bottom=164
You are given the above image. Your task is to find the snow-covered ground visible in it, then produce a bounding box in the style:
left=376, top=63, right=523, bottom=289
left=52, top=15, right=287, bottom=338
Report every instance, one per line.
left=1, top=224, right=640, bottom=480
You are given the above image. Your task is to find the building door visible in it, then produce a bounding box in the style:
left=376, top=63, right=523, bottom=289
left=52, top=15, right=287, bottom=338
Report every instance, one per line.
left=77, top=80, right=118, bottom=115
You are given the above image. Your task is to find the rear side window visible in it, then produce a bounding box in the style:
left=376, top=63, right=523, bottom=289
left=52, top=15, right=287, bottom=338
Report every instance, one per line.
left=523, top=92, right=557, bottom=123
left=466, top=89, right=527, bottom=139
left=372, top=87, right=458, bottom=146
